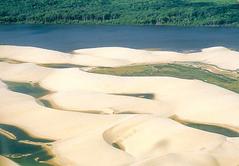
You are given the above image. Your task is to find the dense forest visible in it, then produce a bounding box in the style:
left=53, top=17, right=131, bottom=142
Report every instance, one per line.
left=0, top=0, right=239, bottom=26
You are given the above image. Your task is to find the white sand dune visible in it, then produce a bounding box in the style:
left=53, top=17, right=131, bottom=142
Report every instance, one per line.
left=103, top=116, right=224, bottom=158
left=1, top=82, right=239, bottom=166
left=1, top=45, right=239, bottom=70
left=72, top=46, right=239, bottom=70
left=104, top=116, right=239, bottom=165
left=0, top=81, right=135, bottom=165
left=131, top=152, right=219, bottom=166
left=0, top=61, right=239, bottom=130
left=38, top=68, right=239, bottom=130
left=186, top=47, right=239, bottom=71
left=1, top=82, right=239, bottom=165
left=0, top=62, right=53, bottom=83
left=0, top=45, right=133, bottom=67
left=72, top=47, right=187, bottom=67
left=1, top=45, right=239, bottom=166
left=52, top=128, right=134, bottom=166
left=72, top=47, right=156, bottom=65
left=0, top=83, right=130, bottom=140
left=71, top=53, right=132, bottom=67
left=0, top=45, right=71, bottom=64
left=0, top=156, right=19, bottom=166
left=42, top=91, right=172, bottom=115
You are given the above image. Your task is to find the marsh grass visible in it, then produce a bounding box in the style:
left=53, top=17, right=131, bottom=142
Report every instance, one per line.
left=90, top=63, right=239, bottom=93
left=41, top=64, right=86, bottom=69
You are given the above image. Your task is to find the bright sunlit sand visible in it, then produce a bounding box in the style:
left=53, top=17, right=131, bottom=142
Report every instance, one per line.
left=1, top=45, right=239, bottom=166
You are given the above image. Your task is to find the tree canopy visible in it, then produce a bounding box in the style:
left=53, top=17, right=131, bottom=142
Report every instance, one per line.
left=0, top=0, right=238, bottom=26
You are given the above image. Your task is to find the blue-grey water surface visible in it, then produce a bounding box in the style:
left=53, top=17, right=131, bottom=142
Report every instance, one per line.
left=0, top=25, right=239, bottom=52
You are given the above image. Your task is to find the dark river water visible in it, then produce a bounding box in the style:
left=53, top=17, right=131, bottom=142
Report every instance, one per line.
left=0, top=25, right=239, bottom=52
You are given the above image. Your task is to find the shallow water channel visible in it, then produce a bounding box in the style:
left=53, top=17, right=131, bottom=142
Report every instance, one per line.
left=0, top=124, right=54, bottom=166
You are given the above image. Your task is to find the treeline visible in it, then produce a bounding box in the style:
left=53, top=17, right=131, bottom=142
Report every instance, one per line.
left=0, top=0, right=238, bottom=26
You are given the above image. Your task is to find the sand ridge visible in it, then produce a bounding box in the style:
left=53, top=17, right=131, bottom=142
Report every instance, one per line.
left=1, top=45, right=239, bottom=70
left=1, top=45, right=239, bottom=166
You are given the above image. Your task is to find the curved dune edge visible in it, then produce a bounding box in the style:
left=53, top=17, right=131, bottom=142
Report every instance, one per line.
left=103, top=116, right=239, bottom=165
left=41, top=91, right=173, bottom=115
left=1, top=81, right=239, bottom=166
left=1, top=61, right=239, bottom=130
left=0, top=62, right=54, bottom=83
left=39, top=68, right=239, bottom=129
left=1, top=46, right=239, bottom=166
left=1, top=45, right=239, bottom=70
left=1, top=79, right=239, bottom=166
left=0, top=156, right=19, bottom=166
left=0, top=81, right=135, bottom=166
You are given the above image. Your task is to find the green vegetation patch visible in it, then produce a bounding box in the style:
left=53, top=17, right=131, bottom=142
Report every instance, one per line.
left=90, top=63, right=239, bottom=93
left=112, top=143, right=121, bottom=149
left=41, top=64, right=86, bottom=69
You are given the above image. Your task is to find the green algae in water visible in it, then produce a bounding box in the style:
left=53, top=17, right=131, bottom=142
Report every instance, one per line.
left=0, top=124, right=54, bottom=166
left=184, top=122, right=239, bottom=137
left=42, top=64, right=85, bottom=69
left=112, top=143, right=122, bottom=150
left=4, top=81, right=50, bottom=98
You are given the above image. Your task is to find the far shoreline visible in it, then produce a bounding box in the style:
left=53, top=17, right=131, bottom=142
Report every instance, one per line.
left=0, top=23, right=239, bottom=28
